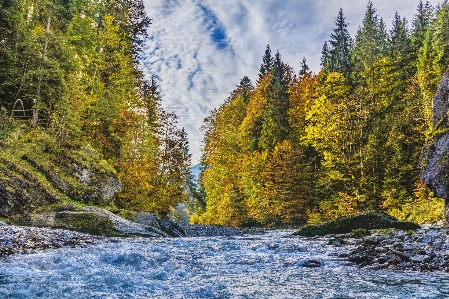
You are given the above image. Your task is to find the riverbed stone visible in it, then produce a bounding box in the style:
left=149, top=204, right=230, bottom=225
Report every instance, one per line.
left=302, top=259, right=321, bottom=268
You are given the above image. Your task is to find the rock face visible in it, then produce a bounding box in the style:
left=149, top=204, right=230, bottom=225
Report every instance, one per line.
left=0, top=145, right=121, bottom=217
left=420, top=71, right=449, bottom=223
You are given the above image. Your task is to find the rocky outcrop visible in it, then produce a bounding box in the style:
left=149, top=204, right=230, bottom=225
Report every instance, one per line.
left=0, top=143, right=122, bottom=217
left=292, top=212, right=420, bottom=237
left=10, top=206, right=162, bottom=237
left=0, top=159, right=62, bottom=216
left=420, top=71, right=449, bottom=223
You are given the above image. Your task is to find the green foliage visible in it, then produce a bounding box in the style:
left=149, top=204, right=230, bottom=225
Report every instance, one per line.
left=197, top=2, right=449, bottom=227
left=0, top=0, right=191, bottom=218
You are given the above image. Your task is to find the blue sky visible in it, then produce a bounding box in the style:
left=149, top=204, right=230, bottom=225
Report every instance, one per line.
left=141, top=0, right=441, bottom=163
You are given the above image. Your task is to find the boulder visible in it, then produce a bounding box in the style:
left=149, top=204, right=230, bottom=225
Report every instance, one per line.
left=10, top=206, right=162, bottom=237
left=420, top=70, right=449, bottom=223
left=292, top=212, right=420, bottom=237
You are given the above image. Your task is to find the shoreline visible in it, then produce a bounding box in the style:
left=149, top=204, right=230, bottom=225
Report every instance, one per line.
left=2, top=222, right=449, bottom=273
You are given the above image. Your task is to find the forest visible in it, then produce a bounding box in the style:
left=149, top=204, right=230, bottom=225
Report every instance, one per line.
left=0, top=0, right=195, bottom=216
left=1, top=0, right=448, bottom=228
left=194, top=1, right=448, bottom=227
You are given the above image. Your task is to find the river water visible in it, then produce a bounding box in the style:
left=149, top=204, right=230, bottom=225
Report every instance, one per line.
left=0, top=230, right=448, bottom=298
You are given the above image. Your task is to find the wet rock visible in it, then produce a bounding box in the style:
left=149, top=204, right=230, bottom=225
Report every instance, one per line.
left=392, top=242, right=404, bottom=251
left=363, top=236, right=379, bottom=245
left=338, top=252, right=349, bottom=258
left=411, top=255, right=425, bottom=263
left=0, top=225, right=101, bottom=257
left=328, top=238, right=341, bottom=246
left=302, top=259, right=321, bottom=268
left=377, top=256, right=388, bottom=264
left=375, top=247, right=385, bottom=253
left=324, top=224, right=449, bottom=272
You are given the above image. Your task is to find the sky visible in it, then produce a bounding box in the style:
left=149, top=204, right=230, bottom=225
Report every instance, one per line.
left=141, top=0, right=441, bottom=164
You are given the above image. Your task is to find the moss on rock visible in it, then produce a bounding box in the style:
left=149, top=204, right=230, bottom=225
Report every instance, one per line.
left=54, top=211, right=118, bottom=236
left=292, top=212, right=420, bottom=237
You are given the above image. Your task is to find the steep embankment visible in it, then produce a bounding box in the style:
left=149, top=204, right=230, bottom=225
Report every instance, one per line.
left=0, top=128, right=121, bottom=218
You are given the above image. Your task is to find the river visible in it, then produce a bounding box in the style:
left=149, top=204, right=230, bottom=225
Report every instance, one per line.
left=0, top=230, right=448, bottom=298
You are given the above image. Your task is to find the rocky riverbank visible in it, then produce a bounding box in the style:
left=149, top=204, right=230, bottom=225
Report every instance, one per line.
left=0, top=222, right=102, bottom=257
left=319, top=225, right=449, bottom=272
left=0, top=217, right=264, bottom=258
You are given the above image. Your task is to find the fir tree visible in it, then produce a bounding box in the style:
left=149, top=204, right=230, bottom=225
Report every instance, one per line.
left=258, top=44, right=273, bottom=82
left=299, top=57, right=310, bottom=76
left=327, top=8, right=352, bottom=79
left=259, top=51, right=290, bottom=151
left=320, top=41, right=330, bottom=67
left=411, top=1, right=434, bottom=52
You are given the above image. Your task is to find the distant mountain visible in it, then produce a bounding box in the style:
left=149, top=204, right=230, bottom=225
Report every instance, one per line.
left=190, top=164, right=201, bottom=182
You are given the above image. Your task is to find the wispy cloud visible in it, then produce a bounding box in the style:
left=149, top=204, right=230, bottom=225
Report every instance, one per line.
left=142, top=0, right=440, bottom=163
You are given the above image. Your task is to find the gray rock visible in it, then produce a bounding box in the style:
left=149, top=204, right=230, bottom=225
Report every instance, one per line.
left=302, top=259, right=321, bottom=268
left=10, top=207, right=162, bottom=237
left=392, top=242, right=404, bottom=251
left=328, top=238, right=341, bottom=246
left=0, top=146, right=122, bottom=217
left=411, top=255, right=425, bottom=263
left=363, top=236, right=379, bottom=245
left=420, top=71, right=449, bottom=223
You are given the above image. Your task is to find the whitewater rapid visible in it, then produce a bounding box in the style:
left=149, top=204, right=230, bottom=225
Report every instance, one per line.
left=0, top=230, right=448, bottom=298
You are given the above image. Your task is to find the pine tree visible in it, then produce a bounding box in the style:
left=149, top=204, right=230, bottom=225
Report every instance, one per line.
left=260, top=140, right=312, bottom=226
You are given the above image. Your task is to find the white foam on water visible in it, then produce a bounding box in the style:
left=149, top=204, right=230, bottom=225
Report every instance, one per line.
left=0, top=230, right=448, bottom=298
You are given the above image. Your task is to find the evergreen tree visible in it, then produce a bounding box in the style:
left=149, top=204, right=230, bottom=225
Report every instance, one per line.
left=320, top=41, right=330, bottom=67
left=259, top=51, right=290, bottom=151
left=237, top=76, right=254, bottom=105
left=351, top=1, right=387, bottom=89
left=411, top=1, right=434, bottom=52
left=387, top=13, right=414, bottom=99
left=299, top=57, right=310, bottom=76
left=258, top=44, right=273, bottom=82
left=327, top=8, right=352, bottom=79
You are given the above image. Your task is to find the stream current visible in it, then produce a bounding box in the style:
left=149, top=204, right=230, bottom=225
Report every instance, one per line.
left=0, top=230, right=448, bottom=298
